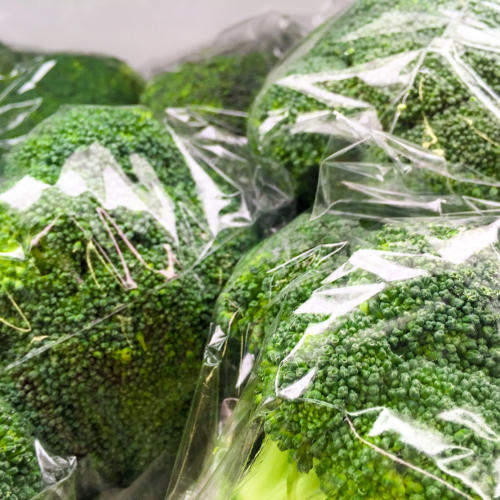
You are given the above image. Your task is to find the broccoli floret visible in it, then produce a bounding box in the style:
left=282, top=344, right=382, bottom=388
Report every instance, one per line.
left=249, top=0, right=499, bottom=206
left=215, top=213, right=499, bottom=499
left=0, top=51, right=144, bottom=155
left=0, top=398, right=41, bottom=499
left=0, top=105, right=260, bottom=487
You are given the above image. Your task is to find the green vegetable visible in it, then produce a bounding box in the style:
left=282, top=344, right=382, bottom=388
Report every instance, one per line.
left=0, top=105, right=260, bottom=487
left=248, top=0, right=500, bottom=206
left=141, top=51, right=276, bottom=119
left=0, top=42, right=16, bottom=74
left=0, top=398, right=41, bottom=499
left=0, top=51, right=144, bottom=155
left=215, top=212, right=499, bottom=499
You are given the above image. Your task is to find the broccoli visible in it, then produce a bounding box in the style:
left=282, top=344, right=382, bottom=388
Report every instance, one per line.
left=0, top=398, right=41, bottom=499
left=0, top=51, right=144, bottom=155
left=0, top=43, right=16, bottom=74
left=248, top=0, right=500, bottom=206
left=213, top=212, right=499, bottom=499
left=0, top=105, right=262, bottom=487
left=140, top=11, right=305, bottom=121
left=141, top=51, right=277, bottom=118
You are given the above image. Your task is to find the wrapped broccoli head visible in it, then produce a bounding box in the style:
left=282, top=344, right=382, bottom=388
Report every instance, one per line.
left=0, top=51, right=144, bottom=154
left=249, top=0, right=500, bottom=206
left=211, top=211, right=499, bottom=499
left=0, top=105, right=268, bottom=487
left=140, top=12, right=306, bottom=124
left=141, top=51, right=275, bottom=117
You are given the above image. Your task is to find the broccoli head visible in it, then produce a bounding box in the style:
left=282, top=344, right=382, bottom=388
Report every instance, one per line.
left=248, top=0, right=500, bottom=206
left=0, top=105, right=261, bottom=487
left=140, top=51, right=277, bottom=135
left=213, top=212, right=499, bottom=499
left=0, top=51, right=144, bottom=155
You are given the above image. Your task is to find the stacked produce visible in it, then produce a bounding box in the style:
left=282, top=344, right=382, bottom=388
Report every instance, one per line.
left=0, top=0, right=498, bottom=498
left=167, top=1, right=499, bottom=495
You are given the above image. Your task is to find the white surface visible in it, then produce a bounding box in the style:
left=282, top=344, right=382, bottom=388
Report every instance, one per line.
left=0, top=0, right=349, bottom=72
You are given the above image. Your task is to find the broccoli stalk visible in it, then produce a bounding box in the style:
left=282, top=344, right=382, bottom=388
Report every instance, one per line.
left=233, top=438, right=324, bottom=500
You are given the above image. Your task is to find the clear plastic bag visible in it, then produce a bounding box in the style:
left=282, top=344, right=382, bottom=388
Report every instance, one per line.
left=0, top=103, right=292, bottom=498
left=248, top=0, right=499, bottom=207
left=0, top=49, right=144, bottom=156
left=139, top=12, right=315, bottom=120
left=169, top=128, right=499, bottom=499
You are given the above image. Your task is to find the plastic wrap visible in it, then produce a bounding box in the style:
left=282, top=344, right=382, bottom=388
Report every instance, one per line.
left=139, top=12, right=310, bottom=121
left=169, top=128, right=499, bottom=499
left=248, top=0, right=500, bottom=207
left=0, top=103, right=292, bottom=498
left=0, top=48, right=144, bottom=156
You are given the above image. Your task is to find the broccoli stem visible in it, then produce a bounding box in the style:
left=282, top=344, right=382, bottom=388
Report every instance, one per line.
left=233, top=437, right=325, bottom=500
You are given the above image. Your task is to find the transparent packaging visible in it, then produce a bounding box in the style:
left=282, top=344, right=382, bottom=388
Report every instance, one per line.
left=140, top=12, right=317, bottom=120
left=248, top=0, right=500, bottom=207
left=169, top=128, right=499, bottom=499
left=0, top=49, right=143, bottom=156
left=0, top=103, right=292, bottom=498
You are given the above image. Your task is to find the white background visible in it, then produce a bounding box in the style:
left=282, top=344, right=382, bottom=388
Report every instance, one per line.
left=0, top=0, right=350, bottom=73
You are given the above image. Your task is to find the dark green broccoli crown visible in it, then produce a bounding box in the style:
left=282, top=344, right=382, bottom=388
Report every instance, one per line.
left=0, top=52, right=144, bottom=154
left=0, top=398, right=41, bottom=499
left=4, top=105, right=185, bottom=185
left=141, top=51, right=276, bottom=117
left=249, top=0, right=500, bottom=206
left=216, top=213, right=499, bottom=498
left=0, top=105, right=259, bottom=486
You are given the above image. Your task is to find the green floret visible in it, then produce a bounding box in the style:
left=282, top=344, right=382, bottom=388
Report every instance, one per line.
left=140, top=51, right=276, bottom=118
left=215, top=213, right=499, bottom=499
left=249, top=0, right=499, bottom=206
left=0, top=398, right=41, bottom=499
left=0, top=52, right=144, bottom=154
left=0, top=105, right=260, bottom=487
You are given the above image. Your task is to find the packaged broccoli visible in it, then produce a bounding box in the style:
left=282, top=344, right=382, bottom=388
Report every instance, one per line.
left=140, top=12, right=306, bottom=123
left=0, top=104, right=291, bottom=497
left=0, top=49, right=144, bottom=156
left=248, top=0, right=500, bottom=206
left=168, top=130, right=499, bottom=500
